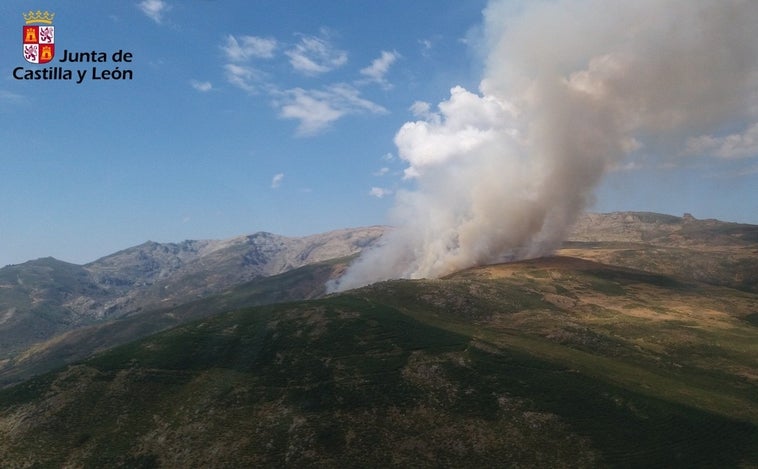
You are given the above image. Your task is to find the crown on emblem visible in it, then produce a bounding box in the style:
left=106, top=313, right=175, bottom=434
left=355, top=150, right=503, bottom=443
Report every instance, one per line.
left=23, top=10, right=55, bottom=25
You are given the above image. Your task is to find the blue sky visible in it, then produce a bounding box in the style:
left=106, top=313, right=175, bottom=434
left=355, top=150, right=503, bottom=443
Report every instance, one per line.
left=1, top=0, right=757, bottom=267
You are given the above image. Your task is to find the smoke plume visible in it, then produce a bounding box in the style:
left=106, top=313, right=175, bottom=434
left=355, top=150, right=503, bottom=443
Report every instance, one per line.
left=331, top=0, right=758, bottom=292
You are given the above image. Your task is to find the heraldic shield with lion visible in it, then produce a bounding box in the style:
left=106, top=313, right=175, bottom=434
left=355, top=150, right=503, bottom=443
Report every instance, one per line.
left=23, top=10, right=55, bottom=64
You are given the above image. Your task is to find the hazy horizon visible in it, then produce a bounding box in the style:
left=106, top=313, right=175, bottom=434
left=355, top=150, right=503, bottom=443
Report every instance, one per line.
left=2, top=0, right=757, bottom=267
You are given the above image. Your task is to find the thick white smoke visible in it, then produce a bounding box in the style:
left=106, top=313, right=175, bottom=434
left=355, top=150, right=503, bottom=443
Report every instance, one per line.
left=331, top=0, right=758, bottom=292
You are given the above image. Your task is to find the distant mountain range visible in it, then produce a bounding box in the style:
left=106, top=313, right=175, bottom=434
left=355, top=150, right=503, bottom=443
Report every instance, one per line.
left=1, top=230, right=756, bottom=466
left=0, top=211, right=756, bottom=466
left=1, top=211, right=757, bottom=370
left=3, top=211, right=758, bottom=364
left=0, top=226, right=385, bottom=360
left=565, top=211, right=758, bottom=291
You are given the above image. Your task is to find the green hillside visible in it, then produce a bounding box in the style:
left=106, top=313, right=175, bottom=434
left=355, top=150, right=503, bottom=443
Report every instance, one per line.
left=1, top=257, right=755, bottom=467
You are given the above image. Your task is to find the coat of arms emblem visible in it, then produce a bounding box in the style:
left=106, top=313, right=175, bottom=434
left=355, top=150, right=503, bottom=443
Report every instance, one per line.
left=23, top=10, right=55, bottom=64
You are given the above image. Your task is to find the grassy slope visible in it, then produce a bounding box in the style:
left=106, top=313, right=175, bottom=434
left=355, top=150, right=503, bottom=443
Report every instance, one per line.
left=365, top=257, right=758, bottom=422
left=0, top=257, right=344, bottom=389
left=560, top=241, right=758, bottom=294
left=0, top=257, right=756, bottom=467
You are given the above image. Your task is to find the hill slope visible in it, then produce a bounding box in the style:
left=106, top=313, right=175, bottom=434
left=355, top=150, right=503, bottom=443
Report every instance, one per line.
left=1, top=256, right=755, bottom=467
left=0, top=256, right=349, bottom=388
left=564, top=211, right=758, bottom=292
left=0, top=227, right=384, bottom=359
left=3, top=211, right=755, bottom=365
left=0, top=258, right=109, bottom=355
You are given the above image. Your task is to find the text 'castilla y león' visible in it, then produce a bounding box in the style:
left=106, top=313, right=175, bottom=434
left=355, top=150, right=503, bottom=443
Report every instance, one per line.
left=13, top=49, right=135, bottom=84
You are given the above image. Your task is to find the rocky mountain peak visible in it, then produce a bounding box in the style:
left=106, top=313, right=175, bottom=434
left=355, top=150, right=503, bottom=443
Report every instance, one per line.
left=0, top=226, right=388, bottom=359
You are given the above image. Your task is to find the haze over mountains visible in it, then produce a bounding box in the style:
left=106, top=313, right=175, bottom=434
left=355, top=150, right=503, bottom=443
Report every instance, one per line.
left=0, top=211, right=756, bottom=467
left=1, top=211, right=756, bottom=387
left=4, top=211, right=755, bottom=345
left=0, top=227, right=384, bottom=359
left=2, top=212, right=756, bottom=356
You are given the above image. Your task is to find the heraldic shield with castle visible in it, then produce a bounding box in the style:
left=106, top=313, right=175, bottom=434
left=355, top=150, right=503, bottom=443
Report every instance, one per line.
left=23, top=10, right=55, bottom=64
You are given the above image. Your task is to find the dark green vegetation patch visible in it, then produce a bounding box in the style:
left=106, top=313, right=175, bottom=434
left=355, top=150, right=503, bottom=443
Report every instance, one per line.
left=1, top=271, right=756, bottom=467
left=2, top=213, right=758, bottom=468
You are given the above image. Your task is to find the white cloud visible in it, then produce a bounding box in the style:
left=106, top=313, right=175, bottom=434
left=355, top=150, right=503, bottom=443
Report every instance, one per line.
left=224, top=64, right=260, bottom=93
left=222, top=35, right=277, bottom=62
left=285, top=32, right=347, bottom=75
left=685, top=122, right=758, bottom=159
left=271, top=173, right=284, bottom=189
left=190, top=80, right=212, bottom=92
left=0, top=90, right=25, bottom=103
left=328, top=83, right=386, bottom=112
left=138, top=0, right=170, bottom=24
left=419, top=38, right=433, bottom=56
left=409, top=101, right=435, bottom=120
left=369, top=187, right=392, bottom=198
left=278, top=88, right=343, bottom=136
left=360, top=50, right=400, bottom=88
left=219, top=35, right=276, bottom=93
left=373, top=167, right=390, bottom=176
left=276, top=83, right=387, bottom=136
left=395, top=86, right=517, bottom=178
left=216, top=30, right=390, bottom=136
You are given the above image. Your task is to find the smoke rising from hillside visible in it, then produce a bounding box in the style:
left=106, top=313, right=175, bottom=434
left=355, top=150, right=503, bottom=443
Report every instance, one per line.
left=331, top=0, right=758, bottom=292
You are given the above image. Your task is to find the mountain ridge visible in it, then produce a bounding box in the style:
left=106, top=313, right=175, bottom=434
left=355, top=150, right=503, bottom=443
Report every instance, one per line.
left=0, top=257, right=346, bottom=388
left=0, top=226, right=385, bottom=359
left=0, top=254, right=755, bottom=467
left=0, top=211, right=756, bottom=466
left=2, top=211, right=756, bottom=383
